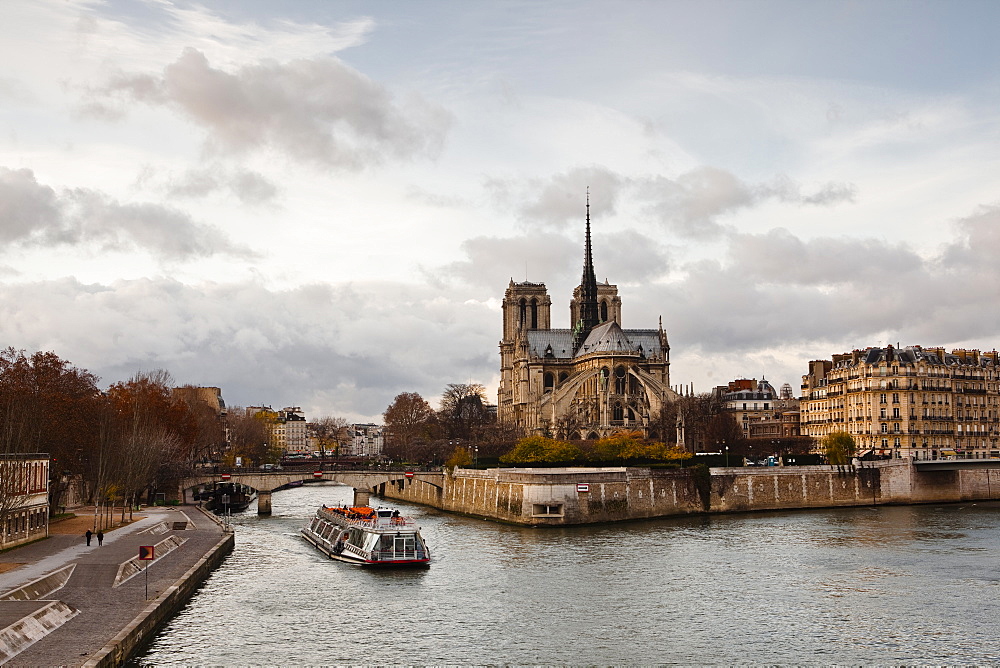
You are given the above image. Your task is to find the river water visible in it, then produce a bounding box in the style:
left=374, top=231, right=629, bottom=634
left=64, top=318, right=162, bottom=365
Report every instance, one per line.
left=134, top=483, right=1000, bottom=665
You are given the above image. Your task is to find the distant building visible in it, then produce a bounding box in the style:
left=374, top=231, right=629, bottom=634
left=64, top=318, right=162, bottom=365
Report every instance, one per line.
left=246, top=405, right=307, bottom=453
left=801, top=345, right=1000, bottom=460
left=0, top=453, right=49, bottom=549
left=498, top=197, right=676, bottom=438
left=280, top=407, right=308, bottom=453
left=715, top=378, right=800, bottom=441
left=349, top=424, right=384, bottom=458
left=172, top=386, right=226, bottom=415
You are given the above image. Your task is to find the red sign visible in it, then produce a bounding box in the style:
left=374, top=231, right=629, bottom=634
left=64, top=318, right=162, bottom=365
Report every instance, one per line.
left=577, top=483, right=590, bottom=493
left=220, top=473, right=231, bottom=480
left=405, top=471, right=414, bottom=479
left=313, top=471, right=324, bottom=478
left=139, top=545, right=155, bottom=560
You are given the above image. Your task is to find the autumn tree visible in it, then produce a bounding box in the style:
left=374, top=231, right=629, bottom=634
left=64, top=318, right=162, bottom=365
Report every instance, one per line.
left=0, top=348, right=101, bottom=514
left=500, top=435, right=584, bottom=465
left=98, top=370, right=195, bottom=516
left=823, top=431, right=857, bottom=468
left=383, top=392, right=439, bottom=462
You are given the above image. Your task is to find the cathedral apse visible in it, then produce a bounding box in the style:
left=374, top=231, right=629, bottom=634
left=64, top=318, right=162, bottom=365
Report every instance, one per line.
left=498, top=197, right=676, bottom=439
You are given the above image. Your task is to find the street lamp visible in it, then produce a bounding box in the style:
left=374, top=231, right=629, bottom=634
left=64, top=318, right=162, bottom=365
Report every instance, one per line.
left=724, top=443, right=729, bottom=468
left=474, top=446, right=479, bottom=468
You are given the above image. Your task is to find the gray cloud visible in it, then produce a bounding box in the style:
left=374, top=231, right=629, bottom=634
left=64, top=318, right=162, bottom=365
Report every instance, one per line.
left=85, top=48, right=451, bottom=169
left=0, top=167, right=254, bottom=260
left=726, top=228, right=923, bottom=286
left=636, top=168, right=857, bottom=240
left=0, top=276, right=499, bottom=421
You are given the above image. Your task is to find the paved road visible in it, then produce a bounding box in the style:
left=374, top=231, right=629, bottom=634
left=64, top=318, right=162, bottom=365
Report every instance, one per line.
left=0, top=506, right=229, bottom=667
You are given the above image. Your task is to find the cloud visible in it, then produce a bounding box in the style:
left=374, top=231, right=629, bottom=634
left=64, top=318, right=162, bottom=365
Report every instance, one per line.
left=83, top=48, right=451, bottom=169
left=726, top=228, right=923, bottom=286
left=0, top=276, right=499, bottom=421
left=486, top=165, right=626, bottom=229
left=166, top=166, right=279, bottom=205
left=0, top=167, right=253, bottom=260
left=431, top=234, right=580, bottom=289
left=637, top=168, right=858, bottom=240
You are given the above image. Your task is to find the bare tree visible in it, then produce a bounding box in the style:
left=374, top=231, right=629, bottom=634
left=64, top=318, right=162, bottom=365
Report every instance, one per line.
left=309, top=416, right=349, bottom=456
left=224, top=407, right=272, bottom=466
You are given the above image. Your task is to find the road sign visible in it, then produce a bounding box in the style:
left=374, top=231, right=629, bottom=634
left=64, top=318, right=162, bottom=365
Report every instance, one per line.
left=313, top=471, right=324, bottom=478
left=405, top=471, right=414, bottom=479
left=577, top=483, right=590, bottom=492
left=221, top=473, right=231, bottom=480
left=139, top=545, right=155, bottom=560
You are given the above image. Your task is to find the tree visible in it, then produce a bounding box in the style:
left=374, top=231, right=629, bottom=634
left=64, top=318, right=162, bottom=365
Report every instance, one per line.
left=500, top=435, right=584, bottom=465
left=444, top=446, right=473, bottom=469
left=383, top=392, right=438, bottom=462
left=310, top=416, right=349, bottom=457
left=224, top=407, right=274, bottom=466
left=439, top=383, right=490, bottom=440
left=823, top=431, right=857, bottom=467
left=0, top=348, right=101, bottom=515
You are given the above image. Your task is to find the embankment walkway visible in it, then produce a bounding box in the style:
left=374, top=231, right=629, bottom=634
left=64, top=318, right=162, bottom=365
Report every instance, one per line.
left=0, top=506, right=232, bottom=667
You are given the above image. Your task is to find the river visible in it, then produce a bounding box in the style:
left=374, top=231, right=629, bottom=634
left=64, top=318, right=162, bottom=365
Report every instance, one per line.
left=133, top=482, right=1000, bottom=665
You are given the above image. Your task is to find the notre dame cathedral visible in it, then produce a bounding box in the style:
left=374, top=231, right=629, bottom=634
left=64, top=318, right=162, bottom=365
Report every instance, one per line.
left=498, top=198, right=676, bottom=439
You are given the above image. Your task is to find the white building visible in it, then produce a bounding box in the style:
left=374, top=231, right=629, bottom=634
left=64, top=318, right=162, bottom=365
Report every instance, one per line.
left=349, top=424, right=384, bottom=458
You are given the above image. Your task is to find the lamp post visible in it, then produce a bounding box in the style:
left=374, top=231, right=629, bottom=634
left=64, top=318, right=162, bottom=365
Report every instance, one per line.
left=724, top=444, right=729, bottom=468
left=474, top=446, right=479, bottom=468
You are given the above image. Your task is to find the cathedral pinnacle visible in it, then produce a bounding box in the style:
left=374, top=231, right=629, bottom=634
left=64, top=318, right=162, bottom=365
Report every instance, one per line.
left=573, top=189, right=600, bottom=352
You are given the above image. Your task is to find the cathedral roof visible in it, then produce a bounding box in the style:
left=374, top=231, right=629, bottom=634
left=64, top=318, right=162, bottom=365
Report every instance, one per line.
left=525, top=323, right=664, bottom=360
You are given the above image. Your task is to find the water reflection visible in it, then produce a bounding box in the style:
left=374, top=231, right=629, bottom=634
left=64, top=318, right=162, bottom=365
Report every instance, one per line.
left=134, top=484, right=1000, bottom=665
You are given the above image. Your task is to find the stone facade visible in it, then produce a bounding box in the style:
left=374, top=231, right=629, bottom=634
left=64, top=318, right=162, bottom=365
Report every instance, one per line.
left=498, top=199, right=676, bottom=439
left=375, top=461, right=1000, bottom=525
left=800, top=345, right=1000, bottom=459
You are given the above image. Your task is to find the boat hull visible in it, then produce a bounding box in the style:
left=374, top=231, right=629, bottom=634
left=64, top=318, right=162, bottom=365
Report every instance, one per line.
left=301, top=528, right=429, bottom=567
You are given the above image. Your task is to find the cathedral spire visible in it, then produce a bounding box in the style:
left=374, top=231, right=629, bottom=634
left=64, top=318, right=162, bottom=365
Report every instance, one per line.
left=574, top=188, right=600, bottom=352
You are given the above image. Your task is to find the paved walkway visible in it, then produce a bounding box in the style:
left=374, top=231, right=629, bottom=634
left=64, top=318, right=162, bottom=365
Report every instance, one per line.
left=0, top=506, right=229, bottom=667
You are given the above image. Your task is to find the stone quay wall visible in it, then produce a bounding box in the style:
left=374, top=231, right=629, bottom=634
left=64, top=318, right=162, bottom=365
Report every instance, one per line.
left=377, top=461, right=1000, bottom=525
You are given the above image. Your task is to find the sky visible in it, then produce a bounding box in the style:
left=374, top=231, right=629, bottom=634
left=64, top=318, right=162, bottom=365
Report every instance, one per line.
left=2, top=0, right=1000, bottom=423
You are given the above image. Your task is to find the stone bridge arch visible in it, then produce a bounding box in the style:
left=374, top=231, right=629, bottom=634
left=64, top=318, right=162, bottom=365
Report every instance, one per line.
left=178, top=470, right=444, bottom=515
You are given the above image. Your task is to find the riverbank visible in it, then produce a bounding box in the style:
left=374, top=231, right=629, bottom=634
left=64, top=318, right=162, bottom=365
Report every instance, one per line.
left=0, top=505, right=232, bottom=666
left=375, top=459, right=1000, bottom=525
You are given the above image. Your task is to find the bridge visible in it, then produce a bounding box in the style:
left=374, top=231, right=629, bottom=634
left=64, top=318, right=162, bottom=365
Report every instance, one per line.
left=179, top=469, right=445, bottom=514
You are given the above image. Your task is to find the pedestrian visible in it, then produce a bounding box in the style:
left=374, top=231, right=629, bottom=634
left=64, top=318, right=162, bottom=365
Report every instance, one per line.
left=85, top=529, right=92, bottom=546
left=97, top=530, right=104, bottom=546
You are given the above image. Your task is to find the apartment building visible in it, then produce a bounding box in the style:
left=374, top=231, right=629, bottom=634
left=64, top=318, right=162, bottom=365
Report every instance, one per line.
left=0, top=453, right=49, bottom=549
left=801, top=345, right=1000, bottom=460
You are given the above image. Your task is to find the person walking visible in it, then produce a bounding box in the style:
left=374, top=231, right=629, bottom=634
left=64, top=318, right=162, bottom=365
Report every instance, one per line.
left=96, top=530, right=104, bottom=546
left=85, top=529, right=92, bottom=546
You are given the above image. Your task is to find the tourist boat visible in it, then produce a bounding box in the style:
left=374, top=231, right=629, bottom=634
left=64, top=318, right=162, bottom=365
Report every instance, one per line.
left=301, top=505, right=430, bottom=567
left=206, top=482, right=256, bottom=514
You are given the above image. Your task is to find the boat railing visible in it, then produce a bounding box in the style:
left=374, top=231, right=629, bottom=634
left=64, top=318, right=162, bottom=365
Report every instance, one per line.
left=369, top=549, right=429, bottom=562
left=318, top=508, right=416, bottom=529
